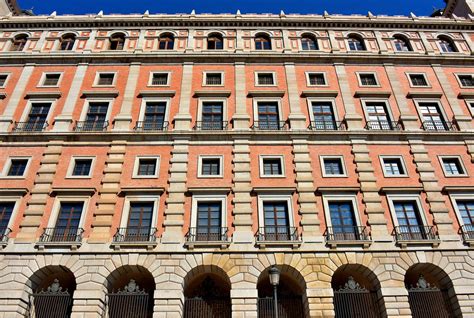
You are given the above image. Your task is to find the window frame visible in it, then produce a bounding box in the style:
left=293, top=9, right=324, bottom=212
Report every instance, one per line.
left=190, top=194, right=227, bottom=230
left=438, top=155, right=468, bottom=177
left=197, top=155, right=224, bottom=178
left=322, top=194, right=363, bottom=229
left=356, top=72, right=380, bottom=87
left=1, top=156, right=32, bottom=179
left=257, top=194, right=295, bottom=229
left=253, top=98, right=283, bottom=123
left=197, top=97, right=227, bottom=124
left=66, top=156, right=96, bottom=179
left=148, top=72, right=171, bottom=87
left=38, top=72, right=63, bottom=88
left=202, top=71, right=224, bottom=87
left=119, top=195, right=160, bottom=229
left=79, top=98, right=113, bottom=123
left=132, top=156, right=160, bottom=179
left=413, top=99, right=449, bottom=125
left=255, top=71, right=277, bottom=87
left=346, top=35, right=366, bottom=52
left=437, top=36, right=458, bottom=53
left=361, top=99, right=395, bottom=124
left=138, top=97, right=171, bottom=126
left=0, top=197, right=21, bottom=231
left=0, top=73, right=11, bottom=88
left=320, top=155, right=347, bottom=178
left=306, top=98, right=339, bottom=123
left=448, top=193, right=474, bottom=228
left=406, top=72, right=431, bottom=88
left=455, top=73, right=474, bottom=88
left=305, top=72, right=328, bottom=87
left=93, top=72, right=117, bottom=87
left=58, top=33, right=77, bottom=51
left=465, top=99, right=474, bottom=117
left=379, top=155, right=409, bottom=178
left=19, top=99, right=57, bottom=126
left=46, top=196, right=89, bottom=230
left=259, top=155, right=285, bottom=178
left=386, top=194, right=428, bottom=228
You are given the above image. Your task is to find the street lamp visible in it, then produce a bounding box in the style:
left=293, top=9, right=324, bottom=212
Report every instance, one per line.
left=269, top=266, right=280, bottom=318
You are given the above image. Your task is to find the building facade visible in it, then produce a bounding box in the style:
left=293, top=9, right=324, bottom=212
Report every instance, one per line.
left=0, top=2, right=474, bottom=318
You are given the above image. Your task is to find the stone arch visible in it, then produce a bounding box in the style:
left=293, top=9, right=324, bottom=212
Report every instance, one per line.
left=105, top=264, right=155, bottom=293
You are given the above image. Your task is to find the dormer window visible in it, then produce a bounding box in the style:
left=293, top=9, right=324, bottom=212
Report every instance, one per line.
left=255, top=34, right=271, bottom=50
left=10, top=34, right=28, bottom=52
left=301, top=34, right=318, bottom=51
left=207, top=33, right=223, bottom=50
left=60, top=34, right=76, bottom=51
left=158, top=33, right=174, bottom=50
left=109, top=33, right=125, bottom=50
left=347, top=35, right=365, bottom=51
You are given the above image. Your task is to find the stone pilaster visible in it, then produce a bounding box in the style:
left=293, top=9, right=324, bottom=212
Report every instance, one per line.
left=231, top=136, right=254, bottom=244
left=32, top=31, right=47, bottom=53
left=462, top=32, right=474, bottom=54
left=232, top=62, right=250, bottom=130
left=113, top=62, right=141, bottom=131
left=154, top=289, right=184, bottom=318
left=334, top=63, right=364, bottom=130
left=88, top=140, right=126, bottom=243
left=16, top=140, right=63, bottom=242
left=235, top=29, right=244, bottom=52
left=161, top=137, right=189, bottom=244
left=186, top=29, right=194, bottom=52
left=282, top=29, right=292, bottom=52
left=285, top=63, right=307, bottom=129
left=382, top=287, right=411, bottom=318
left=328, top=30, right=340, bottom=52
left=419, top=32, right=435, bottom=55
left=71, top=286, right=106, bottom=318
left=135, top=30, right=146, bottom=53
left=174, top=62, right=193, bottom=130
left=292, top=137, right=321, bottom=242
left=307, top=288, right=334, bottom=317
left=83, top=30, right=97, bottom=53
left=374, top=31, right=388, bottom=54
left=231, top=288, right=258, bottom=318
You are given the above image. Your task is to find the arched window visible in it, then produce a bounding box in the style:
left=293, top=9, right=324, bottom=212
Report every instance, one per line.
left=347, top=34, right=366, bottom=51
left=438, top=36, right=457, bottom=53
left=10, top=34, right=28, bottom=52
left=255, top=33, right=272, bottom=50
left=158, top=33, right=174, bottom=50
left=207, top=33, right=223, bottom=50
left=393, top=35, right=412, bottom=52
left=60, top=34, right=76, bottom=51
left=109, top=33, right=125, bottom=50
left=301, top=34, right=318, bottom=51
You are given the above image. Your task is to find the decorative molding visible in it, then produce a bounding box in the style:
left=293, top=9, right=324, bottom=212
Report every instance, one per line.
left=301, top=90, right=339, bottom=97
left=379, top=186, right=424, bottom=193
left=193, top=90, right=232, bottom=98
left=247, top=90, right=285, bottom=98
left=25, top=91, right=62, bottom=99
left=458, top=92, right=474, bottom=99
left=407, top=91, right=444, bottom=98
left=50, top=187, right=96, bottom=196
left=81, top=90, right=120, bottom=98
left=187, top=187, right=232, bottom=193
left=118, top=187, right=165, bottom=195
left=316, top=187, right=360, bottom=193
left=138, top=90, right=176, bottom=98
left=354, top=90, right=392, bottom=98
left=0, top=188, right=28, bottom=196
left=252, top=186, right=297, bottom=193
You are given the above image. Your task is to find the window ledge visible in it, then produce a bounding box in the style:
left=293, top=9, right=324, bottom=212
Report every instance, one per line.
left=396, top=239, right=440, bottom=248
left=25, top=91, right=62, bottom=99
left=184, top=240, right=231, bottom=250
left=354, top=90, right=392, bottom=98
left=110, top=241, right=158, bottom=251
left=36, top=241, right=82, bottom=251
left=326, top=239, right=372, bottom=249
left=406, top=91, right=443, bottom=98
left=193, top=90, right=231, bottom=98
left=255, top=240, right=302, bottom=249
left=81, top=90, right=119, bottom=98
left=301, top=90, right=338, bottom=98
left=464, top=239, right=474, bottom=247
left=138, top=90, right=176, bottom=98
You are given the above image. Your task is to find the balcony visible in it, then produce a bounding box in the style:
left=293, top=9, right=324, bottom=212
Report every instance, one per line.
left=111, top=227, right=158, bottom=250
left=184, top=227, right=230, bottom=249
left=309, top=120, right=346, bottom=131
left=255, top=226, right=301, bottom=248
left=325, top=226, right=371, bottom=248
left=134, top=121, right=169, bottom=131
left=365, top=120, right=402, bottom=131
left=252, top=121, right=288, bottom=131
left=461, top=224, right=474, bottom=245
left=422, top=120, right=458, bottom=132
left=74, top=120, right=109, bottom=132
left=37, top=227, right=84, bottom=250
left=194, top=121, right=228, bottom=131
left=12, top=121, right=48, bottom=132
left=0, top=228, right=11, bottom=248
left=393, top=225, right=440, bottom=247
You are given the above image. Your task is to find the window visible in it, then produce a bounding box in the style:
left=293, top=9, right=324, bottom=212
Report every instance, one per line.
left=256, top=73, right=275, bottom=86
left=149, top=73, right=169, bottom=86
left=51, top=202, right=84, bottom=241
left=139, top=101, right=167, bottom=130
left=391, top=199, right=427, bottom=240
left=255, top=34, right=271, bottom=50
left=0, top=74, right=9, bottom=87
left=256, top=101, right=280, bottom=130
left=393, top=35, right=412, bottom=52
left=408, top=74, right=429, bottom=87
left=5, top=158, right=29, bottom=177
left=328, top=201, right=358, bottom=240
left=41, top=73, right=61, bottom=87
left=207, top=33, right=223, bottom=50
left=205, top=72, right=223, bottom=86
left=453, top=199, right=474, bottom=232
left=347, top=35, right=365, bottom=51
left=321, top=156, right=346, bottom=177
left=358, top=73, right=378, bottom=86
left=60, top=34, right=76, bottom=51
left=95, top=73, right=115, bottom=86
left=23, top=102, right=51, bottom=131
left=69, top=158, right=93, bottom=177
left=364, top=101, right=393, bottom=130
left=262, top=201, right=290, bottom=240
left=199, top=101, right=224, bottom=130
left=118, top=197, right=159, bottom=242
left=109, top=33, right=125, bottom=50
left=457, top=74, right=474, bottom=88
left=0, top=202, right=15, bottom=235
left=77, top=101, right=109, bottom=131
left=198, top=156, right=223, bottom=178
left=310, top=101, right=337, bottom=130
left=190, top=195, right=226, bottom=242
left=301, top=34, right=318, bottom=51
left=380, top=156, right=407, bottom=177
left=418, top=102, right=447, bottom=131
left=260, top=156, right=284, bottom=177
left=10, top=34, right=28, bottom=52
left=133, top=156, right=159, bottom=178
left=438, top=36, right=457, bottom=53
left=440, top=157, right=466, bottom=176
left=307, top=73, right=326, bottom=86
left=158, top=33, right=174, bottom=50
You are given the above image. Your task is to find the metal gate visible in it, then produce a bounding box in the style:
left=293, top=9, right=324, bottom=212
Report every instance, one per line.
left=333, top=277, right=381, bottom=318
left=31, top=279, right=72, bottom=318
left=258, top=297, right=305, bottom=318
left=408, top=275, right=454, bottom=318
left=184, top=298, right=231, bottom=318
left=107, top=279, right=150, bottom=318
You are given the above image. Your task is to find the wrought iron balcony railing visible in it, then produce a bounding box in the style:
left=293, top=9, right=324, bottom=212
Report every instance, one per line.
left=194, top=121, right=228, bottom=131
left=39, top=227, right=84, bottom=243
left=74, top=120, right=109, bottom=132
left=134, top=121, right=169, bottom=131
left=252, top=121, right=288, bottom=131
left=308, top=120, right=346, bottom=131
left=185, top=227, right=229, bottom=242
left=0, top=227, right=11, bottom=244
left=12, top=121, right=48, bottom=132
left=365, top=120, right=403, bottom=131
left=461, top=224, right=474, bottom=242
left=422, top=120, right=458, bottom=132
left=325, top=226, right=371, bottom=242
left=393, top=225, right=439, bottom=242
left=112, top=227, right=157, bottom=243
left=256, top=226, right=299, bottom=242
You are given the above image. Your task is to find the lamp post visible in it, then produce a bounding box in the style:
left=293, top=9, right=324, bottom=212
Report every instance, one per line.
left=269, top=265, right=280, bottom=318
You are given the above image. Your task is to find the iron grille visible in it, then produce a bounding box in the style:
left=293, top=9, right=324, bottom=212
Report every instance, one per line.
left=309, top=120, right=346, bottom=131
left=39, top=227, right=84, bottom=243
left=326, top=226, right=371, bottom=242
left=461, top=224, right=474, bottom=242
left=422, top=120, right=457, bottom=131
left=407, top=276, right=454, bottom=318
left=113, top=227, right=157, bottom=243
left=365, top=120, right=402, bottom=131
left=134, top=121, right=169, bottom=131
left=256, top=226, right=299, bottom=242
left=185, top=227, right=228, bottom=242
left=31, top=279, right=72, bottom=318
left=333, top=277, right=381, bottom=318
left=0, top=228, right=10, bottom=244
left=107, top=280, right=151, bottom=318
left=393, top=225, right=439, bottom=242
left=252, top=121, right=288, bottom=131
left=74, top=120, right=109, bottom=132
left=194, top=121, right=228, bottom=130
left=12, top=121, right=48, bottom=132
left=184, top=298, right=231, bottom=318
left=257, top=297, right=305, bottom=318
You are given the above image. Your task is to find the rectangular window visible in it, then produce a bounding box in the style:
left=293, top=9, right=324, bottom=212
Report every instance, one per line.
left=196, top=201, right=222, bottom=241
left=328, top=201, right=358, bottom=239
left=0, top=74, right=8, bottom=87
left=321, top=156, right=346, bottom=177
left=150, top=73, right=169, bottom=86
left=0, top=202, right=15, bottom=234
left=137, top=159, right=157, bottom=176
left=358, top=73, right=378, bottom=86
left=52, top=202, right=84, bottom=241
left=201, top=102, right=224, bottom=130
left=365, top=101, right=393, bottom=130
left=458, top=74, right=474, bottom=88
left=96, top=73, right=115, bottom=86
left=393, top=200, right=426, bottom=240
left=42, top=73, right=61, bottom=87
left=125, top=202, right=154, bottom=239
left=7, top=159, right=29, bottom=177
left=418, top=102, right=447, bottom=131
left=441, top=157, right=466, bottom=176
left=24, top=102, right=51, bottom=131
left=311, top=101, right=336, bottom=130
left=71, top=159, right=92, bottom=177
left=198, top=156, right=222, bottom=177
left=456, top=200, right=474, bottom=227
left=307, top=73, right=326, bottom=86
left=82, top=102, right=109, bottom=130
left=409, top=74, right=428, bottom=87
left=263, top=201, right=290, bottom=240
left=381, top=157, right=406, bottom=176
left=141, top=101, right=167, bottom=130
left=205, top=73, right=223, bottom=86
left=261, top=157, right=284, bottom=177
left=256, top=73, right=275, bottom=86
left=257, top=102, right=280, bottom=129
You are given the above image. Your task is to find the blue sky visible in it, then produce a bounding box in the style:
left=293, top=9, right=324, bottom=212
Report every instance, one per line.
left=18, top=0, right=446, bottom=16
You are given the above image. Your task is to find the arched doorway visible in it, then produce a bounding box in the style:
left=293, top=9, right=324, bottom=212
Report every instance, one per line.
left=405, top=263, right=460, bottom=318
left=28, top=265, right=76, bottom=318
left=183, top=265, right=231, bottom=318
left=331, top=264, right=385, bottom=318
left=106, top=265, right=155, bottom=318
left=257, top=265, right=308, bottom=318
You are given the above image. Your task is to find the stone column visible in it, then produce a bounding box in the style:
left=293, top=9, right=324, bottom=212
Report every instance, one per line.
left=306, top=288, right=334, bottom=317
left=53, top=63, right=88, bottom=131
left=231, top=288, right=258, bottom=318
left=419, top=32, right=435, bottom=55
left=113, top=62, right=141, bottom=131
left=71, top=285, right=106, bottom=318
left=88, top=140, right=126, bottom=243
left=154, top=289, right=184, bottom=317
left=174, top=62, right=193, bottom=130
left=16, top=140, right=63, bottom=242
left=328, top=30, right=340, bottom=52
left=381, top=285, right=412, bottom=318
left=384, top=63, right=420, bottom=130
left=334, top=63, right=363, bottom=129
left=232, top=62, right=250, bottom=130
left=0, top=63, right=35, bottom=132
left=284, top=63, right=307, bottom=129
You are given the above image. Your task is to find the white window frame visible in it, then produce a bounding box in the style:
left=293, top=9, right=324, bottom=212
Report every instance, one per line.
left=79, top=98, right=114, bottom=122
left=448, top=193, right=474, bottom=227
left=255, top=71, right=277, bottom=87
left=413, top=99, right=449, bottom=124
left=361, top=99, right=395, bottom=123
left=356, top=72, right=380, bottom=87
left=66, top=156, right=95, bottom=179
left=259, top=155, right=285, bottom=178
left=465, top=99, right=474, bottom=117
left=132, top=156, right=160, bottom=179
left=138, top=97, right=171, bottom=123
left=148, top=71, right=171, bottom=87
left=386, top=194, right=428, bottom=228
left=119, top=196, right=160, bottom=229
left=257, top=194, right=295, bottom=229
left=406, top=72, right=431, bottom=88
left=1, top=156, right=32, bottom=178
left=46, top=196, right=90, bottom=229
left=455, top=73, right=474, bottom=88
left=197, top=98, right=227, bottom=123
left=438, top=155, right=468, bottom=177
left=190, top=194, right=227, bottom=229
left=253, top=98, right=283, bottom=123
left=379, top=155, right=408, bottom=178
left=93, top=71, right=118, bottom=87
left=0, top=197, right=21, bottom=230
left=0, top=73, right=11, bottom=88
left=19, top=99, right=57, bottom=124
left=38, top=72, right=63, bottom=88
left=197, top=155, right=224, bottom=178
left=322, top=194, right=363, bottom=228
left=202, top=71, right=225, bottom=87
left=306, top=98, right=338, bottom=123
left=320, top=155, right=347, bottom=177
left=305, top=72, right=328, bottom=87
